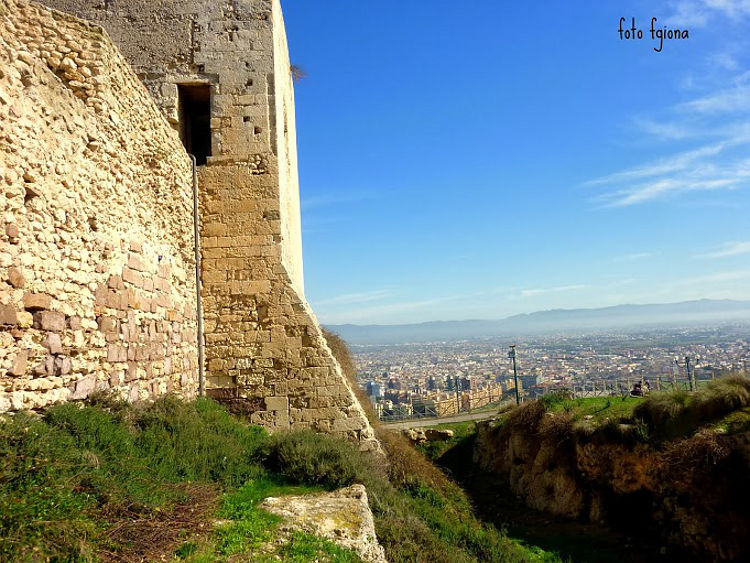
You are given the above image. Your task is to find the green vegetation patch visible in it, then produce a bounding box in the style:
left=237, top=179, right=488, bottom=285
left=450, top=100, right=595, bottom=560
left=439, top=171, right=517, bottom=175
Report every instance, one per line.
left=1, top=394, right=556, bottom=562
left=416, top=420, right=479, bottom=461
left=543, top=394, right=642, bottom=425
left=279, top=531, right=362, bottom=562
left=633, top=374, right=750, bottom=441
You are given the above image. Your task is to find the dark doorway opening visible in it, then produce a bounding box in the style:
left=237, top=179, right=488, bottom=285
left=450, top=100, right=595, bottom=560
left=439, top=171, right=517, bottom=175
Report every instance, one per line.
left=178, top=84, right=211, bottom=165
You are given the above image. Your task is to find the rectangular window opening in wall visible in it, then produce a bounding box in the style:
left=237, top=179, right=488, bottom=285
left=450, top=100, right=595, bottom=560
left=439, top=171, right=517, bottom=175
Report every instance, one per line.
left=177, top=84, right=211, bottom=165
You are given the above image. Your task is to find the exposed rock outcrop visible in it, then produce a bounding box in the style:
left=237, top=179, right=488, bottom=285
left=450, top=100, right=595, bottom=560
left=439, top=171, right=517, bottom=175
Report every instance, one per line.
left=260, top=484, right=387, bottom=563
left=401, top=427, right=454, bottom=444
left=474, top=403, right=750, bottom=561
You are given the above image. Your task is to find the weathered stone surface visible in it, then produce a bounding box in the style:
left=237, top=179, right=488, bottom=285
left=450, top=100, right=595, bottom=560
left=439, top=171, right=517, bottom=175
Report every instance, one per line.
left=35, top=311, right=66, bottom=333
left=9, top=351, right=28, bottom=376
left=260, top=485, right=387, bottom=563
left=424, top=428, right=455, bottom=441
left=3, top=0, right=378, bottom=452
left=23, top=293, right=51, bottom=311
left=70, top=375, right=95, bottom=400
left=7, top=267, right=25, bottom=288
left=44, top=333, right=63, bottom=355
left=0, top=0, right=197, bottom=409
left=0, top=304, right=18, bottom=326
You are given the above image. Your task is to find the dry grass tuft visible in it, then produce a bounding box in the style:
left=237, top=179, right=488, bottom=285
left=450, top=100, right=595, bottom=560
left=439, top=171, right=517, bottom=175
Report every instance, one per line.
left=101, top=483, right=218, bottom=563
left=661, top=430, right=731, bottom=476
left=537, top=411, right=575, bottom=444
left=505, top=399, right=546, bottom=432
left=635, top=374, right=750, bottom=441
left=321, top=328, right=379, bottom=424
left=375, top=427, right=455, bottom=492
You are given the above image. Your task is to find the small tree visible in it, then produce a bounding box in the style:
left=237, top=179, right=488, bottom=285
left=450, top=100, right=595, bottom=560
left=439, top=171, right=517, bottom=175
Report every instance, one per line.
left=290, top=64, right=307, bottom=83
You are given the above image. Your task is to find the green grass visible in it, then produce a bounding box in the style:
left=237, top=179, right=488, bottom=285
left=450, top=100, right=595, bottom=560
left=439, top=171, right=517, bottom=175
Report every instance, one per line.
left=492, top=375, right=750, bottom=444
left=714, top=406, right=750, bottom=434
left=415, top=420, right=479, bottom=461
left=0, top=396, right=556, bottom=562
left=633, top=374, right=750, bottom=441
left=279, top=531, right=362, bottom=562
left=543, top=395, right=642, bottom=425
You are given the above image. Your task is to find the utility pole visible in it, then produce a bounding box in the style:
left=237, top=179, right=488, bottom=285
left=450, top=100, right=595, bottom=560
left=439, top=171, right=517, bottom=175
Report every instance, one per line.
left=678, top=356, right=695, bottom=392
left=508, top=345, right=520, bottom=405
left=454, top=375, right=460, bottom=415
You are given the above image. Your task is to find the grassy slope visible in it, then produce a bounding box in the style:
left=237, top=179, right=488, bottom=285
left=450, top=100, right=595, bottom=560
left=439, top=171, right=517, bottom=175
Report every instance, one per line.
left=0, top=396, right=355, bottom=562
left=0, top=394, right=556, bottom=562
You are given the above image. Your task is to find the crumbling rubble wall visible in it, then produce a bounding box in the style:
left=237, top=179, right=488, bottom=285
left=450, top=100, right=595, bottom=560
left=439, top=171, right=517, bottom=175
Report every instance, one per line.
left=7, top=0, right=377, bottom=449
left=0, top=0, right=198, bottom=411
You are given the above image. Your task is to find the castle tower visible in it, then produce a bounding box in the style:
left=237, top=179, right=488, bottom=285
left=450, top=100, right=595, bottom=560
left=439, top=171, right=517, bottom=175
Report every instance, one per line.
left=33, top=0, right=377, bottom=447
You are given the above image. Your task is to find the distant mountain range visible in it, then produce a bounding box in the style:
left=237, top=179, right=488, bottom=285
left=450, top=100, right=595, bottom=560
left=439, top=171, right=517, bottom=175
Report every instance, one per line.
left=325, top=299, right=750, bottom=345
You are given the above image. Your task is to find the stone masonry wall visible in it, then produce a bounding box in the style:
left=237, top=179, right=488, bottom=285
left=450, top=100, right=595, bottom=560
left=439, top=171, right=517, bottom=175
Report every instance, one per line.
left=37, top=0, right=378, bottom=449
left=0, top=0, right=198, bottom=411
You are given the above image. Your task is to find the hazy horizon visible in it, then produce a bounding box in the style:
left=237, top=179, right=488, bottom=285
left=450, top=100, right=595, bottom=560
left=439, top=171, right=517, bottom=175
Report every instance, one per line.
left=325, top=298, right=750, bottom=327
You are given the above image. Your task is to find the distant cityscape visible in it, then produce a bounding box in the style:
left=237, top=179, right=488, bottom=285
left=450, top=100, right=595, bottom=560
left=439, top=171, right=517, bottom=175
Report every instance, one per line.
left=353, top=324, right=750, bottom=420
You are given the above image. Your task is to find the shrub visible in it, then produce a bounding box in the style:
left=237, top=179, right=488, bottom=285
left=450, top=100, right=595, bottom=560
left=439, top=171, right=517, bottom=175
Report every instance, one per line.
left=321, top=328, right=380, bottom=424
left=540, top=390, right=573, bottom=410
left=505, top=400, right=546, bottom=433
left=133, top=396, right=269, bottom=486
left=321, top=328, right=357, bottom=379
left=267, top=430, right=374, bottom=489
left=634, top=375, right=750, bottom=441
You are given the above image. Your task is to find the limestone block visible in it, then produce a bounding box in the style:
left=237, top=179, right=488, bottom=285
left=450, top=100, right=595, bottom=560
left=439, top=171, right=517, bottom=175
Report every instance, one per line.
left=35, top=311, right=65, bottom=332
left=9, top=351, right=28, bottom=376
left=8, top=266, right=25, bottom=288
left=44, top=333, right=63, bottom=354
left=259, top=485, right=387, bottom=563
left=70, top=375, right=96, bottom=399
left=0, top=304, right=18, bottom=325
left=264, top=395, right=289, bottom=412
left=23, top=292, right=51, bottom=310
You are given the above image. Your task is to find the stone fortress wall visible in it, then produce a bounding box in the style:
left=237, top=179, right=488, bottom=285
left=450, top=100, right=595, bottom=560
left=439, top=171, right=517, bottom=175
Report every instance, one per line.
left=3, top=0, right=377, bottom=449
left=0, top=0, right=199, bottom=411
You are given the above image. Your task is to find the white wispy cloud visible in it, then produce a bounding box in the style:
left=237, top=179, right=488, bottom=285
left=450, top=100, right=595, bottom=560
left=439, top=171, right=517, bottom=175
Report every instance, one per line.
left=587, top=82, right=750, bottom=207
left=632, top=118, right=695, bottom=141
left=584, top=143, right=726, bottom=187
left=677, top=270, right=750, bottom=285
left=678, top=84, right=750, bottom=115
left=597, top=176, right=740, bottom=207
left=520, top=285, right=588, bottom=298
left=613, top=252, right=655, bottom=262
left=666, top=0, right=750, bottom=27
left=696, top=241, right=750, bottom=258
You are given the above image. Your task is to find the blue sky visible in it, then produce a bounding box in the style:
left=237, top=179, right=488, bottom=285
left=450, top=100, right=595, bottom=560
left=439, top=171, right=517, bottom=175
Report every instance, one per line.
left=283, top=0, right=750, bottom=325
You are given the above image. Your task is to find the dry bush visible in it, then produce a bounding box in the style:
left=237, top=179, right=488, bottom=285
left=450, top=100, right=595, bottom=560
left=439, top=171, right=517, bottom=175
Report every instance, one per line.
left=290, top=64, right=307, bottom=82
left=662, top=430, right=731, bottom=475
left=321, top=328, right=356, bottom=378
left=635, top=374, right=750, bottom=441
left=319, top=329, right=463, bottom=494
left=633, top=389, right=690, bottom=430
left=101, top=483, right=218, bottom=563
left=538, top=411, right=575, bottom=444
left=504, top=399, right=546, bottom=433
left=692, top=375, right=750, bottom=421
left=321, top=328, right=379, bottom=424
left=375, top=427, right=455, bottom=492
